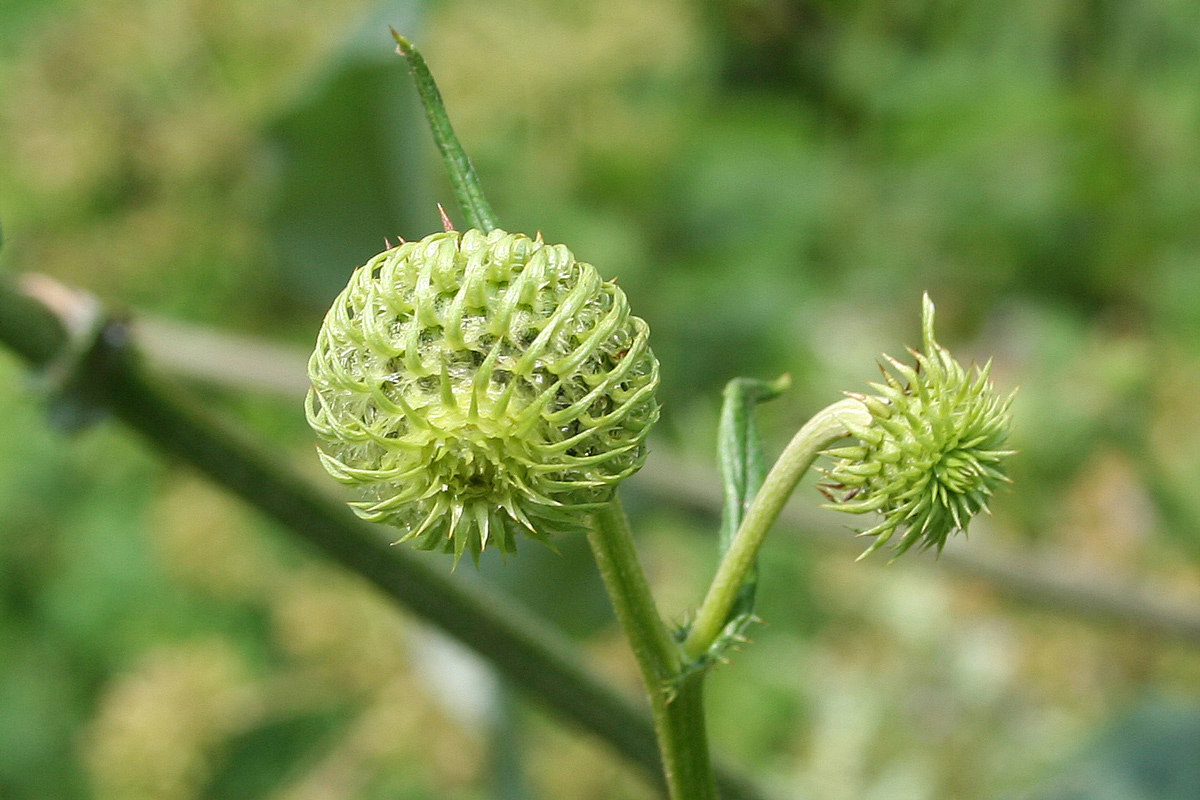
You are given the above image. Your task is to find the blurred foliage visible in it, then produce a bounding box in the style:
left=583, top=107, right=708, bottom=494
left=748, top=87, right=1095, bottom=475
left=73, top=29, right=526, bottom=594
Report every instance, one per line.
left=1026, top=696, right=1200, bottom=800
left=3, top=0, right=1200, bottom=799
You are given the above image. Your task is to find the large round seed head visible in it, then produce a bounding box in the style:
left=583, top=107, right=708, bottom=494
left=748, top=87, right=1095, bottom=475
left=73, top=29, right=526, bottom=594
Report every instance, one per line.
left=306, top=228, right=659, bottom=564
left=820, top=294, right=1014, bottom=559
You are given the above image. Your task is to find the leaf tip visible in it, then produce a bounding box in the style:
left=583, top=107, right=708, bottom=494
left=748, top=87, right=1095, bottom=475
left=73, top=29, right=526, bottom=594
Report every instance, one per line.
left=389, top=27, right=413, bottom=55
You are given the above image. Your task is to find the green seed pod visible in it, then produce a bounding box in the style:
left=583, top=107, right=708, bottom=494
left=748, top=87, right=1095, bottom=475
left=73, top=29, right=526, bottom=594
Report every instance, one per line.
left=820, top=294, right=1014, bottom=559
left=306, top=228, right=659, bottom=564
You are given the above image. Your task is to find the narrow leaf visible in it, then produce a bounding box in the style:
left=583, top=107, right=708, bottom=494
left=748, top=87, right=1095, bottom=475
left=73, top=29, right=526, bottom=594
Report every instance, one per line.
left=718, top=374, right=791, bottom=551
left=391, top=29, right=499, bottom=232
left=715, top=374, right=790, bottom=624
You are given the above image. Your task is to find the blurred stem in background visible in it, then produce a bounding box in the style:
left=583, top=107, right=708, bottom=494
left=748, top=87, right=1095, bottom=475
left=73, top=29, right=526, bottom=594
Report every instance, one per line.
left=8, top=268, right=1200, bottom=798
left=127, top=311, right=1200, bottom=648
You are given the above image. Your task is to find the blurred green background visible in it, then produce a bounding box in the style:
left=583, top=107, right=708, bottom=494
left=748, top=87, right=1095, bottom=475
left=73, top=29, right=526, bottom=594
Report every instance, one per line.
left=3, top=0, right=1200, bottom=798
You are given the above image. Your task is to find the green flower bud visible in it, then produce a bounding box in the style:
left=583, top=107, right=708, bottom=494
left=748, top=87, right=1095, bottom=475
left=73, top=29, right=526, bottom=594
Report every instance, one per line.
left=820, top=294, right=1014, bottom=559
left=306, top=228, right=659, bottom=565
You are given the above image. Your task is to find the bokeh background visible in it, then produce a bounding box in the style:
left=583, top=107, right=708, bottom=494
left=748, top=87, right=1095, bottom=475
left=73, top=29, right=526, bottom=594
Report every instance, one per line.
left=3, top=0, right=1200, bottom=798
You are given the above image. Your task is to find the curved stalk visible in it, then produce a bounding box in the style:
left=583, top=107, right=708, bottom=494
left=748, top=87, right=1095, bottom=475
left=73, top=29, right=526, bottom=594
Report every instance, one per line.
left=683, top=398, right=870, bottom=661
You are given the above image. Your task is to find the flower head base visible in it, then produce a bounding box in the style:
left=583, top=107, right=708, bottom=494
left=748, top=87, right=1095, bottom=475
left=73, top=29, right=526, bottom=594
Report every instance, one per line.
left=820, top=294, right=1014, bottom=559
left=306, top=228, right=659, bottom=565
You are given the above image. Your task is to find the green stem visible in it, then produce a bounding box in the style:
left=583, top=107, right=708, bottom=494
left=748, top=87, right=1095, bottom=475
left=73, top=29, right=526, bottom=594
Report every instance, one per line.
left=683, top=398, right=870, bottom=661
left=588, top=500, right=718, bottom=800
left=391, top=29, right=499, bottom=232
left=658, top=671, right=717, bottom=800
left=588, top=500, right=678, bottom=679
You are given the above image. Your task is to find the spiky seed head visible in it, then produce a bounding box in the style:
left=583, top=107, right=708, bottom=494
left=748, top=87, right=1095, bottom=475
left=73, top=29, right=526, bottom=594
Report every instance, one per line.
left=820, top=294, right=1014, bottom=559
left=306, top=228, right=659, bottom=565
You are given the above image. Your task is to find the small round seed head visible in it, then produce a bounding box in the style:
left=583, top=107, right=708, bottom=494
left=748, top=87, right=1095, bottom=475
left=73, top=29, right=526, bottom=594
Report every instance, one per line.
left=306, top=228, right=659, bottom=565
left=820, top=294, right=1014, bottom=560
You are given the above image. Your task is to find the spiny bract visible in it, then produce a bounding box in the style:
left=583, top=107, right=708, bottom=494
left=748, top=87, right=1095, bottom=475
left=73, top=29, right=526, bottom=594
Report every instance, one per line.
left=820, top=294, right=1014, bottom=559
left=306, top=228, right=659, bottom=565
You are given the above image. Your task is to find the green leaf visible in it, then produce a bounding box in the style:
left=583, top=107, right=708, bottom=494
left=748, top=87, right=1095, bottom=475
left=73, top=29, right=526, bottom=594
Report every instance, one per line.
left=718, top=375, right=791, bottom=550
left=713, top=374, right=789, bottom=635
left=391, top=29, right=499, bottom=232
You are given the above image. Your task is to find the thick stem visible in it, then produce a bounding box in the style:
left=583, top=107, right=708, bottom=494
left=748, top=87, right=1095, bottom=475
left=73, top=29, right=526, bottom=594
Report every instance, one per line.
left=655, top=671, right=717, bottom=800
left=683, top=398, right=870, bottom=661
left=588, top=500, right=679, bottom=680
left=588, top=500, right=718, bottom=800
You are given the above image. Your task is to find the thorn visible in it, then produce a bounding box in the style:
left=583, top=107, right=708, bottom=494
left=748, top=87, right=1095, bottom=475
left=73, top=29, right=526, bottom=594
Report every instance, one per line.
left=437, top=204, right=455, bottom=232
left=384, top=237, right=392, bottom=249
left=534, top=230, right=544, bottom=244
